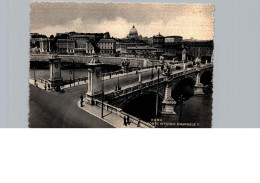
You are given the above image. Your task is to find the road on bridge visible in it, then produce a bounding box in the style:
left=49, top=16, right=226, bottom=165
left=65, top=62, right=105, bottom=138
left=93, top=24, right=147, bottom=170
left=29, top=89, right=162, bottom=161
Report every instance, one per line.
left=103, top=68, right=164, bottom=94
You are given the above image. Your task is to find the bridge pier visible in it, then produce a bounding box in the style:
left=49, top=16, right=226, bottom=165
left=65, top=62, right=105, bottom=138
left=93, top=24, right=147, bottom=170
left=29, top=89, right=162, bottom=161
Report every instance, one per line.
left=194, top=72, right=204, bottom=95
left=85, top=55, right=103, bottom=105
left=48, top=55, right=63, bottom=91
left=161, top=84, right=177, bottom=115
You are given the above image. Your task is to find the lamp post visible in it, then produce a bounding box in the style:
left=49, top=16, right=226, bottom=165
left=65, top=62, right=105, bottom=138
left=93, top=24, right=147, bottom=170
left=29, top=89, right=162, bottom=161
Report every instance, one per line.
left=69, top=70, right=72, bottom=87
left=33, top=62, right=36, bottom=85
left=151, top=61, right=154, bottom=80
left=101, top=74, right=104, bottom=118
left=117, top=71, right=120, bottom=90
left=155, top=69, right=160, bottom=117
left=72, top=60, right=75, bottom=86
left=178, top=94, right=185, bottom=123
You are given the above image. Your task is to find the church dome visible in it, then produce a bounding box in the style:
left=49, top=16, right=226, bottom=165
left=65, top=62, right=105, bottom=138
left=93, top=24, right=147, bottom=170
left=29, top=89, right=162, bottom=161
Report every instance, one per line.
left=128, top=25, right=138, bottom=38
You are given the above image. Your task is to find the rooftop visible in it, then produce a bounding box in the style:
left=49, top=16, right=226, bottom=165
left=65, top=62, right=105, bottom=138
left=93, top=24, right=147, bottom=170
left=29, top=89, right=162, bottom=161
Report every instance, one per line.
left=165, top=36, right=183, bottom=38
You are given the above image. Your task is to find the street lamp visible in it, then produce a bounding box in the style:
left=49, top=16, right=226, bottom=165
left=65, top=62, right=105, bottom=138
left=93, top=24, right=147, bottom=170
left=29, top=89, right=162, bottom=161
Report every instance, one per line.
left=155, top=69, right=160, bottom=117
left=33, top=62, right=36, bottom=85
left=178, top=94, right=185, bottom=123
left=151, top=61, right=154, bottom=80
left=72, top=60, right=75, bottom=86
left=117, top=71, right=120, bottom=90
left=101, top=74, right=104, bottom=118
left=69, top=70, right=72, bottom=87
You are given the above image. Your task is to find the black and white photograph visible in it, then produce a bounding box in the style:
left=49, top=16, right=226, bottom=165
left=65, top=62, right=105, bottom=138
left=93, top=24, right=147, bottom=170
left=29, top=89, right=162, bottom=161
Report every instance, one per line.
left=29, top=2, right=214, bottom=128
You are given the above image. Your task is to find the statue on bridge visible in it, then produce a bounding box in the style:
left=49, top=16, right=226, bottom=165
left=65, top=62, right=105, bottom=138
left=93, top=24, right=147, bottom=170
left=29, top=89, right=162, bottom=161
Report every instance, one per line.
left=195, top=57, right=201, bottom=67
left=159, top=56, right=165, bottom=64
left=121, top=58, right=130, bottom=73
left=161, top=63, right=171, bottom=76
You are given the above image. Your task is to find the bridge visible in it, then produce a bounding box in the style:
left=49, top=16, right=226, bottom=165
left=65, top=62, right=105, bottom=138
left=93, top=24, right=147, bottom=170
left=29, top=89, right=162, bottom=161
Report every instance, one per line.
left=84, top=55, right=213, bottom=123
left=34, top=54, right=213, bottom=127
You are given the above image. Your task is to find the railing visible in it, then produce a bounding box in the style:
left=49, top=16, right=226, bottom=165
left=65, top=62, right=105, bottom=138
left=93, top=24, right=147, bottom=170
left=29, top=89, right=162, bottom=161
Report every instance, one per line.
left=36, top=77, right=88, bottom=85
left=105, top=63, right=213, bottom=99
left=93, top=99, right=154, bottom=128
left=37, top=78, right=49, bottom=84
left=102, top=65, right=160, bottom=78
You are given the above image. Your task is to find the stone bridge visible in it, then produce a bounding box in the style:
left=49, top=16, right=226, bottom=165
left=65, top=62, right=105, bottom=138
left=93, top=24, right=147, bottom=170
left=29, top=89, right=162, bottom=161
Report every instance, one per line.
left=100, top=63, right=213, bottom=114
left=85, top=55, right=213, bottom=119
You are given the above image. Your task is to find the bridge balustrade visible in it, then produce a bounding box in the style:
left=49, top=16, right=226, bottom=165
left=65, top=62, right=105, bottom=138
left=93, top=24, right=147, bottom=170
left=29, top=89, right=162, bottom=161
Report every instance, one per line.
left=93, top=98, right=153, bottom=128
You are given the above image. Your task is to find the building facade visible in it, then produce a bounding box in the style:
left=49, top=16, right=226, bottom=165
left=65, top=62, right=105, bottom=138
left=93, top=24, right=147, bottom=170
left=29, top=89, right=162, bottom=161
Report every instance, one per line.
left=153, top=33, right=165, bottom=45
left=86, top=38, right=116, bottom=55
left=56, top=39, right=75, bottom=54
left=39, top=38, right=49, bottom=53
left=165, top=36, right=183, bottom=43
left=126, top=46, right=156, bottom=58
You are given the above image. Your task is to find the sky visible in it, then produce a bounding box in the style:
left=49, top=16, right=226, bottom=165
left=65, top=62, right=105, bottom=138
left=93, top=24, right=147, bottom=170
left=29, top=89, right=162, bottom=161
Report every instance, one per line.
left=31, top=2, right=214, bottom=40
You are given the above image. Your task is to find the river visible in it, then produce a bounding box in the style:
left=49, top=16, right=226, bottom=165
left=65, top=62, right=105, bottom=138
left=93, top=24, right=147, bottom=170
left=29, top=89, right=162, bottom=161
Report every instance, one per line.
left=122, top=91, right=212, bottom=128
left=29, top=64, right=121, bottom=81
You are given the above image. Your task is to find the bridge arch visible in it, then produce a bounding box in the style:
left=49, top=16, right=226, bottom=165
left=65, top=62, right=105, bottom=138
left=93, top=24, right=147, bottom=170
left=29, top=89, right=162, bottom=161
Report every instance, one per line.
left=119, top=90, right=164, bottom=109
left=200, top=70, right=213, bottom=86
left=120, top=90, right=164, bottom=121
left=170, top=77, right=196, bottom=101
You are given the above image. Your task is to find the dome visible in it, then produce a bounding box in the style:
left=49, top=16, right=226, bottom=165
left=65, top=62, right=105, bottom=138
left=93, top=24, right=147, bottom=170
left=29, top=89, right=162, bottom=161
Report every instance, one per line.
left=128, top=25, right=138, bottom=38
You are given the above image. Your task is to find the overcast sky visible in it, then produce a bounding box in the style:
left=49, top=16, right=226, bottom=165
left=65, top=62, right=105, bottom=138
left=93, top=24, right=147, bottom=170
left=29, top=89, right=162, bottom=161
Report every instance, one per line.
left=31, top=2, right=214, bottom=40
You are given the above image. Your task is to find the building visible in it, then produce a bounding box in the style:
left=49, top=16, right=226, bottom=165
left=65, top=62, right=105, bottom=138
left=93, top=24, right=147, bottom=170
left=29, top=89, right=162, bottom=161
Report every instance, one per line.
left=56, top=39, right=75, bottom=54
left=86, top=38, right=116, bottom=55
left=153, top=33, right=165, bottom=45
left=98, top=39, right=116, bottom=55
left=86, top=40, right=95, bottom=55
left=127, top=25, right=139, bottom=39
left=116, top=39, right=146, bottom=55
left=185, top=40, right=214, bottom=62
left=39, top=38, right=49, bottom=53
left=69, top=34, right=88, bottom=54
left=126, top=46, right=156, bottom=58
left=30, top=33, right=47, bottom=49
left=165, top=36, right=183, bottom=43
left=159, top=43, right=184, bottom=60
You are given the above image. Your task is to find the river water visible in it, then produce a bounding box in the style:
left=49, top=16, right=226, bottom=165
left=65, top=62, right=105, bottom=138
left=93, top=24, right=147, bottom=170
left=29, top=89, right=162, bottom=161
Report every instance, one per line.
left=122, top=91, right=212, bottom=128
left=29, top=64, right=121, bottom=81
left=30, top=69, right=89, bottom=81
left=162, top=93, right=212, bottom=128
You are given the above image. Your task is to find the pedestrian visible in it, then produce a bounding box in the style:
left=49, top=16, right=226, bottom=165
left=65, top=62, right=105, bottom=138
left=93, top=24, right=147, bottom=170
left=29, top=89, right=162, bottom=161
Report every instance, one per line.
left=44, top=84, right=47, bottom=90
left=48, top=84, right=50, bottom=90
left=80, top=95, right=83, bottom=107
left=137, top=118, right=141, bottom=127
left=127, top=115, right=130, bottom=125
left=124, top=116, right=127, bottom=126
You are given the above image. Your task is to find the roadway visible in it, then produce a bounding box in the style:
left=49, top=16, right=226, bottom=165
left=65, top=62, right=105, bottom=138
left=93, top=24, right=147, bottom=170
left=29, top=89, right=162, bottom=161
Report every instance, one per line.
left=29, top=84, right=113, bottom=128
left=103, top=68, right=164, bottom=94
left=29, top=68, right=161, bottom=128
